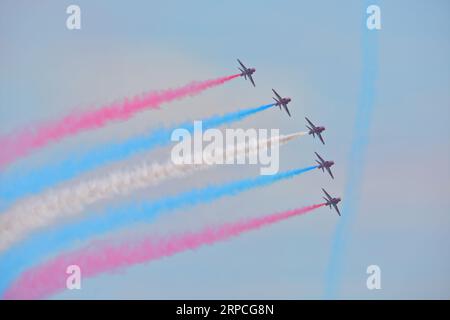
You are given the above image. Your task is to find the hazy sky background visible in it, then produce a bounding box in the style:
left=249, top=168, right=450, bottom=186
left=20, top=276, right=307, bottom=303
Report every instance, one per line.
left=0, top=0, right=449, bottom=299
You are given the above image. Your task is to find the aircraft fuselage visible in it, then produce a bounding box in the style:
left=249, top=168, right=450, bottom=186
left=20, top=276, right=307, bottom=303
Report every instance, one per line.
left=276, top=98, right=291, bottom=106
left=241, top=68, right=255, bottom=76
left=327, top=198, right=341, bottom=206
left=319, top=160, right=334, bottom=169
left=309, top=126, right=325, bottom=135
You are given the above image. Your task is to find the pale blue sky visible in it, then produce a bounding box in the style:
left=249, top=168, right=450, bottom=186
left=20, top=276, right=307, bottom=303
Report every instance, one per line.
left=0, top=0, right=449, bottom=299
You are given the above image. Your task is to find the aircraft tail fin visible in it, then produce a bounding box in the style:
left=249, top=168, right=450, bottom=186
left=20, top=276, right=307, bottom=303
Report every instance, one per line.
left=238, top=68, right=246, bottom=79
left=273, top=97, right=280, bottom=106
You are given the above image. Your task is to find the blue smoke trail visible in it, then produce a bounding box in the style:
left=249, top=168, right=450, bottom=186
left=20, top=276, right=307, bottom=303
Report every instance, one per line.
left=0, top=165, right=317, bottom=295
left=324, top=1, right=378, bottom=298
left=0, top=103, right=274, bottom=210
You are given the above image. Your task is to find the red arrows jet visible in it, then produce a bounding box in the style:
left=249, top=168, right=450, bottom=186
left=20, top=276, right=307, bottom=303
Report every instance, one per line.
left=322, top=188, right=341, bottom=216
left=237, top=59, right=256, bottom=87
left=305, top=117, right=326, bottom=144
left=315, top=152, right=335, bottom=179
left=272, top=89, right=292, bottom=117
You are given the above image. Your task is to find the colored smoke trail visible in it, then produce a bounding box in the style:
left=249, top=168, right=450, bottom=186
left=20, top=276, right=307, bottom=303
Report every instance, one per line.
left=0, top=103, right=273, bottom=209
left=0, top=165, right=317, bottom=295
left=325, top=0, right=378, bottom=298
left=4, top=203, right=325, bottom=299
left=0, top=74, right=240, bottom=169
left=0, top=131, right=306, bottom=252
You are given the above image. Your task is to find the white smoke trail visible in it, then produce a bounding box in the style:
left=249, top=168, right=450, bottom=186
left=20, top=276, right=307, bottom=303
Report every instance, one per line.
left=0, top=131, right=306, bottom=251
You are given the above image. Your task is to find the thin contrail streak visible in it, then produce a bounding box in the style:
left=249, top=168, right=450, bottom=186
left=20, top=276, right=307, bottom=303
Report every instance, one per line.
left=325, top=0, right=378, bottom=298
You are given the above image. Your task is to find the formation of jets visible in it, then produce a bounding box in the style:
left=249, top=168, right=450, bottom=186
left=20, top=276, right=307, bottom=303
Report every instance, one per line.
left=236, top=59, right=341, bottom=216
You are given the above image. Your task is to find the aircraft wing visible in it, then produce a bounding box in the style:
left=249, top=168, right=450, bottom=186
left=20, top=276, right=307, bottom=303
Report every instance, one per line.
left=333, top=203, right=341, bottom=216
left=322, top=188, right=332, bottom=200
left=326, top=167, right=334, bottom=179
left=248, top=74, right=256, bottom=87
left=305, top=117, right=316, bottom=129
left=283, top=104, right=291, bottom=117
left=315, top=152, right=325, bottom=162
left=237, top=59, right=247, bottom=70
left=317, top=132, right=325, bottom=145
left=272, top=89, right=282, bottom=100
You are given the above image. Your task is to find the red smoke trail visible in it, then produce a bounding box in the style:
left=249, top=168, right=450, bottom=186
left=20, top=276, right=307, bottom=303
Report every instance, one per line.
left=4, top=203, right=324, bottom=299
left=0, top=74, right=240, bottom=169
